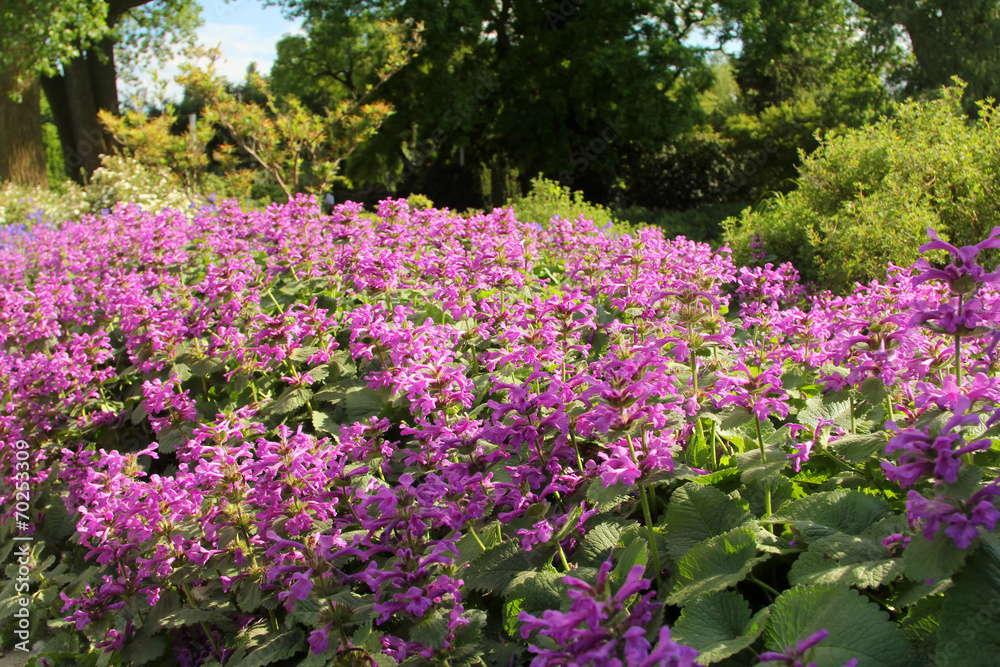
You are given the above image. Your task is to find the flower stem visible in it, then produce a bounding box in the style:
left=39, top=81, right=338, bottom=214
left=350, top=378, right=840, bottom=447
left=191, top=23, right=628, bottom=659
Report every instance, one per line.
left=626, top=432, right=663, bottom=585
left=754, top=418, right=773, bottom=519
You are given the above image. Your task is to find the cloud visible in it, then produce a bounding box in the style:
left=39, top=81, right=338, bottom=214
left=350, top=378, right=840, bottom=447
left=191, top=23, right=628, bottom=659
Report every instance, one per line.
left=119, top=2, right=303, bottom=106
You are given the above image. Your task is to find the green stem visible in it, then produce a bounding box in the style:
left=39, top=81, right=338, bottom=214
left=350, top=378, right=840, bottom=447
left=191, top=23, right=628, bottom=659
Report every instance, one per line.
left=754, top=419, right=773, bottom=519
left=749, top=574, right=780, bottom=600
left=181, top=583, right=223, bottom=659
left=626, top=433, right=663, bottom=585
left=555, top=540, right=572, bottom=572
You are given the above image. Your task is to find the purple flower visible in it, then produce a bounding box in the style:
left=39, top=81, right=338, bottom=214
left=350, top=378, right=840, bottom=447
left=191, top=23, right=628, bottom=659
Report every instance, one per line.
left=913, top=227, right=1000, bottom=294
left=759, top=629, right=858, bottom=667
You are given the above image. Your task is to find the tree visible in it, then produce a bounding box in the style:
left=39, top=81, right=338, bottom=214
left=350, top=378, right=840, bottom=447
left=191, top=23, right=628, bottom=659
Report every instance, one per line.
left=706, top=0, right=906, bottom=199
left=273, top=0, right=719, bottom=207
left=851, top=0, right=1000, bottom=114
left=0, top=0, right=200, bottom=187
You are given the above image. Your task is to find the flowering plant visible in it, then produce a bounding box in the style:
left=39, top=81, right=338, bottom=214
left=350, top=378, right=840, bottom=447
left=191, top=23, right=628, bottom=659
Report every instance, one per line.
left=1, top=202, right=999, bottom=666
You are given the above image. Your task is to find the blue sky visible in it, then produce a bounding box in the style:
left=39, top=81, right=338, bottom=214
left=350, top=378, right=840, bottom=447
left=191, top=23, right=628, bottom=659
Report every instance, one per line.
left=194, top=0, right=304, bottom=82
left=127, top=1, right=303, bottom=103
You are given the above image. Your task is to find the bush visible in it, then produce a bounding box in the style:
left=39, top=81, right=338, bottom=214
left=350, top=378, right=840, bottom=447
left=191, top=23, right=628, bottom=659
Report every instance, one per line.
left=725, top=81, right=1000, bottom=292
left=0, top=180, right=88, bottom=229
left=507, top=175, right=618, bottom=229
left=86, top=155, right=198, bottom=214
left=1, top=155, right=200, bottom=230
left=614, top=202, right=749, bottom=245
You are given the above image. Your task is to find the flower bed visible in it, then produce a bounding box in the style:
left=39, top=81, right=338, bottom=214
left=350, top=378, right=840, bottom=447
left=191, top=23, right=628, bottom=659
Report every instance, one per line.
left=1, top=196, right=999, bottom=666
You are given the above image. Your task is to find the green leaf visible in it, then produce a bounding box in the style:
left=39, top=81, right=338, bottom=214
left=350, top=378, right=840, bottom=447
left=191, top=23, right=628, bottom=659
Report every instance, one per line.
left=902, top=532, right=969, bottom=585
left=789, top=526, right=905, bottom=589
left=769, top=489, right=892, bottom=541
left=612, top=535, right=648, bottom=586
left=668, top=526, right=765, bottom=606
left=576, top=518, right=637, bottom=567
left=859, top=377, right=890, bottom=406
left=157, top=607, right=226, bottom=629
left=272, top=385, right=312, bottom=415
left=190, top=356, right=225, bottom=377
left=798, top=392, right=852, bottom=431
left=344, top=385, right=383, bottom=422
left=585, top=478, right=633, bottom=511
left=508, top=568, right=567, bottom=614
left=466, top=540, right=538, bottom=596
left=740, top=475, right=798, bottom=518
left=661, top=483, right=752, bottom=561
left=289, top=346, right=320, bottom=362
left=829, top=433, right=887, bottom=462
left=672, top=590, right=769, bottom=664
left=766, top=585, right=915, bottom=667
left=312, top=409, right=337, bottom=433
left=235, top=629, right=305, bottom=667
left=933, top=547, right=1000, bottom=666
left=411, top=610, right=450, bottom=649
left=735, top=443, right=788, bottom=483
left=120, top=636, right=166, bottom=665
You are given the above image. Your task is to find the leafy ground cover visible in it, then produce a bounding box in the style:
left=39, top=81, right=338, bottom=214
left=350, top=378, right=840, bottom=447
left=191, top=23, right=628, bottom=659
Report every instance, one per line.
left=2, top=197, right=1000, bottom=666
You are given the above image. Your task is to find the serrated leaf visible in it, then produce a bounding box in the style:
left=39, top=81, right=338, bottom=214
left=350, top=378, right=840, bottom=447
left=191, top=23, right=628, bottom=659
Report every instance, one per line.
left=830, top=433, right=887, bottom=462
left=157, top=607, right=225, bottom=629
left=672, top=590, right=769, bottom=664
left=741, top=476, right=797, bottom=518
left=577, top=519, right=636, bottom=567
left=769, top=489, right=892, bottom=541
left=411, top=610, right=450, bottom=649
left=765, top=585, right=915, bottom=667
left=465, top=540, right=537, bottom=596
left=668, top=526, right=765, bottom=605
left=585, top=478, right=633, bottom=511
left=312, top=409, right=336, bottom=434
left=902, top=532, right=968, bottom=584
left=612, top=535, right=648, bottom=586
left=933, top=548, right=1000, bottom=666
left=120, top=636, right=166, bottom=665
left=289, top=346, right=320, bottom=362
left=798, top=394, right=852, bottom=431
left=272, top=385, right=312, bottom=415
left=790, top=533, right=905, bottom=589
left=344, top=385, right=383, bottom=422
left=235, top=629, right=305, bottom=667
left=508, top=568, right=566, bottom=614
left=661, top=483, right=753, bottom=561
left=735, top=443, right=788, bottom=483
left=859, top=377, right=889, bottom=406
left=190, top=357, right=224, bottom=377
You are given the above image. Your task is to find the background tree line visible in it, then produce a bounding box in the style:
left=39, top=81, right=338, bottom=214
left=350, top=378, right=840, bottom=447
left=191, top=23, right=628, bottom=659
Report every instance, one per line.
left=3, top=0, right=1000, bottom=220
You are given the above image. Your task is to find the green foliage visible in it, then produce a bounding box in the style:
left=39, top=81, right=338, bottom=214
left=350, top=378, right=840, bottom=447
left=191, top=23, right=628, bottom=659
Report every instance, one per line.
left=506, top=176, right=617, bottom=229
left=725, top=82, right=1000, bottom=291
left=672, top=591, right=769, bottom=664
left=765, top=586, right=916, bottom=667
left=613, top=202, right=747, bottom=245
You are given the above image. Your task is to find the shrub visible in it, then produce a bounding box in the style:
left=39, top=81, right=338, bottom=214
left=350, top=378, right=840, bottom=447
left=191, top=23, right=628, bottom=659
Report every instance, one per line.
left=507, top=175, right=618, bottom=228
left=614, top=202, right=749, bottom=245
left=0, top=180, right=88, bottom=229
left=725, top=81, right=1000, bottom=292
left=85, top=154, right=197, bottom=214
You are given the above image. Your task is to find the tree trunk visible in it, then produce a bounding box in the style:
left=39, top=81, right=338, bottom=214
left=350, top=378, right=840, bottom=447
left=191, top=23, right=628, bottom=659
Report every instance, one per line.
left=0, top=67, right=48, bottom=188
